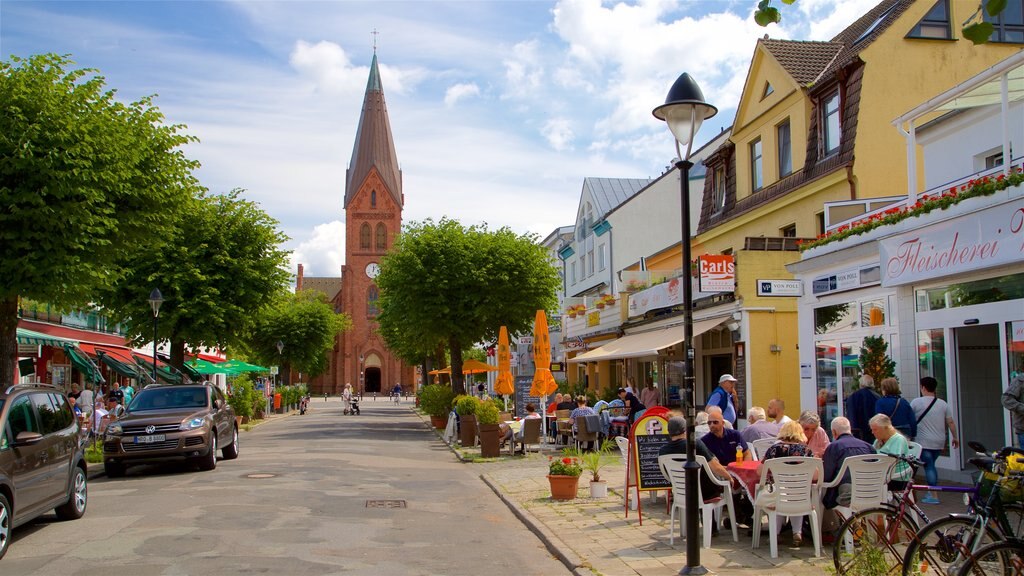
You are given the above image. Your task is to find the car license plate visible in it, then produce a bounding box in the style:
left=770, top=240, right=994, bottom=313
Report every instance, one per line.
left=134, top=434, right=166, bottom=444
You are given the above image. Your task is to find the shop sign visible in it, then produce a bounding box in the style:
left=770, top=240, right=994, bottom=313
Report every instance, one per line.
left=698, top=255, right=735, bottom=293
left=879, top=197, right=1024, bottom=287
left=550, top=362, right=564, bottom=372
left=812, top=265, right=880, bottom=295
left=564, top=336, right=588, bottom=350
left=757, top=279, right=803, bottom=297
left=518, top=336, right=533, bottom=345
left=586, top=311, right=601, bottom=327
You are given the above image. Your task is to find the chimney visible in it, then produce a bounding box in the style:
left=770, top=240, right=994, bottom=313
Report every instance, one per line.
left=296, top=263, right=304, bottom=292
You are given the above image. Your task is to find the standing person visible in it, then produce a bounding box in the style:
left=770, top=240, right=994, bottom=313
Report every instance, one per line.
left=1002, top=373, right=1024, bottom=449
left=617, top=387, right=646, bottom=425
left=766, top=398, right=792, bottom=426
left=846, top=375, right=880, bottom=443
left=79, top=384, right=95, bottom=421
left=874, top=377, right=916, bottom=439
left=760, top=421, right=814, bottom=547
left=639, top=378, right=660, bottom=409
left=870, top=414, right=912, bottom=490
left=122, top=382, right=135, bottom=407
left=706, top=374, right=739, bottom=427
left=913, top=376, right=959, bottom=504
left=342, top=383, right=353, bottom=415
left=108, top=381, right=125, bottom=408
left=798, top=410, right=831, bottom=458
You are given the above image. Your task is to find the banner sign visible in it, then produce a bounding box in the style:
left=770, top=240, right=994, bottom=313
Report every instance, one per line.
left=757, top=279, right=803, bottom=297
left=698, top=255, right=735, bottom=293
left=879, top=197, right=1024, bottom=287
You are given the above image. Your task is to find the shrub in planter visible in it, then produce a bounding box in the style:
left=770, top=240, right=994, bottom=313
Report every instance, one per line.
left=476, top=399, right=502, bottom=458
left=420, top=384, right=455, bottom=427
left=229, top=376, right=255, bottom=420
left=456, top=395, right=481, bottom=446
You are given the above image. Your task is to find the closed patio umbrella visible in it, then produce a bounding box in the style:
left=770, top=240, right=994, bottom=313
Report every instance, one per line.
left=530, top=311, right=558, bottom=444
left=494, top=326, right=514, bottom=396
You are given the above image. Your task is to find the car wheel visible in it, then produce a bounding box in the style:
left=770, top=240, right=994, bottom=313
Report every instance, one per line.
left=0, top=492, right=10, bottom=560
left=105, top=461, right=126, bottom=478
left=198, top=432, right=217, bottom=471
left=55, top=466, right=87, bottom=520
left=222, top=426, right=239, bottom=460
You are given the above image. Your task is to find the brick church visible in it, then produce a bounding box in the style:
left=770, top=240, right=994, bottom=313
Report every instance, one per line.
left=298, top=52, right=414, bottom=396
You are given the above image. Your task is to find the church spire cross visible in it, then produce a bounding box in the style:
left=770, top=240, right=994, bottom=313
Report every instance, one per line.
left=372, top=28, right=378, bottom=53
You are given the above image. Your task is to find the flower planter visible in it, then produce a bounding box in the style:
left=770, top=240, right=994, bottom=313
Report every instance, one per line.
left=430, top=415, right=448, bottom=429
left=547, top=475, right=580, bottom=500
left=589, top=480, right=608, bottom=498
left=460, top=414, right=477, bottom=447
left=478, top=422, right=501, bottom=458
left=596, top=302, right=605, bottom=309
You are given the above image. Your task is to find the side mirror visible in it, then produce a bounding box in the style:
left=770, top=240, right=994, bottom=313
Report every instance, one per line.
left=15, top=431, right=43, bottom=445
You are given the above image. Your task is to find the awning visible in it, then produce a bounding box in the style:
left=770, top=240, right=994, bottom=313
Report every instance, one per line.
left=132, top=355, right=184, bottom=384
left=80, top=343, right=152, bottom=382
left=569, top=317, right=727, bottom=363
left=16, top=327, right=78, bottom=347
left=63, top=345, right=105, bottom=384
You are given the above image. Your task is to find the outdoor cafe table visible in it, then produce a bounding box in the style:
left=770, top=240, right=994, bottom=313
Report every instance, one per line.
left=726, top=460, right=761, bottom=502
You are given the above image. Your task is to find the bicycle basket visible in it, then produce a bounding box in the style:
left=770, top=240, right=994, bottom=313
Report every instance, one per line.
left=977, top=455, right=1024, bottom=503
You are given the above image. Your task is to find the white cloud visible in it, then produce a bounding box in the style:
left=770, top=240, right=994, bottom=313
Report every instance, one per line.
left=502, top=39, right=544, bottom=99
left=444, top=82, right=481, bottom=107
left=289, top=220, right=345, bottom=278
left=288, top=40, right=427, bottom=96
left=542, top=117, right=575, bottom=151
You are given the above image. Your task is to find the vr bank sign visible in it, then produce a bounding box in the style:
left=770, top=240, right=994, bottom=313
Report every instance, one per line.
left=879, top=198, right=1024, bottom=287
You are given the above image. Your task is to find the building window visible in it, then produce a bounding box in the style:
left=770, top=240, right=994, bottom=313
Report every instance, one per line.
left=587, top=250, right=595, bottom=277
left=712, top=166, right=726, bottom=211
left=750, top=138, right=763, bottom=191
left=984, top=0, right=1024, bottom=43
left=816, top=212, right=826, bottom=236
left=371, top=189, right=377, bottom=208
left=598, top=244, right=606, bottom=271
left=907, top=0, right=951, bottom=39
left=822, top=91, right=841, bottom=155
left=360, top=223, right=371, bottom=249
left=780, top=223, right=796, bottom=237
left=762, top=82, right=774, bottom=99
left=375, top=223, right=387, bottom=250
left=570, top=261, right=577, bottom=284
left=367, top=286, right=379, bottom=317
left=777, top=120, right=792, bottom=177
left=986, top=151, right=1004, bottom=169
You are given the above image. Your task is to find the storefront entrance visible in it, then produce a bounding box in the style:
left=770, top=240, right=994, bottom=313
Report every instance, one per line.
left=956, top=324, right=1005, bottom=467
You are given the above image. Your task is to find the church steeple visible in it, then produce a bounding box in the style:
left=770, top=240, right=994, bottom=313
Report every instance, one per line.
left=345, top=53, right=402, bottom=209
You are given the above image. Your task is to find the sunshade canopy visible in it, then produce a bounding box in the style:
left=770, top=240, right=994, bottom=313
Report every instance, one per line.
left=569, top=317, right=726, bottom=363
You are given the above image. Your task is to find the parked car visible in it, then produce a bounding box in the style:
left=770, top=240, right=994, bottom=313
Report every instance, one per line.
left=0, top=383, right=88, bottom=560
left=102, top=383, right=237, bottom=477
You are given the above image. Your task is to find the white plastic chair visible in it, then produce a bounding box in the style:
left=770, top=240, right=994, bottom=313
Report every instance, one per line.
left=658, top=453, right=738, bottom=548
left=752, top=456, right=824, bottom=558
left=907, top=441, right=923, bottom=459
left=819, top=454, right=896, bottom=556
left=751, top=438, right=778, bottom=462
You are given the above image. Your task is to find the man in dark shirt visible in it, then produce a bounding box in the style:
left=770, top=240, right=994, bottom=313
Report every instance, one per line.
left=658, top=415, right=732, bottom=499
left=556, top=395, right=576, bottom=412
left=822, top=416, right=876, bottom=509
left=617, top=387, right=646, bottom=424
left=700, top=406, right=750, bottom=465
left=845, top=374, right=880, bottom=443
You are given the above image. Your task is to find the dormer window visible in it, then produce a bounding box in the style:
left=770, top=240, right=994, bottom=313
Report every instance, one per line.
left=371, top=190, right=377, bottom=207
left=822, top=91, right=841, bottom=156
left=907, top=0, right=951, bottom=39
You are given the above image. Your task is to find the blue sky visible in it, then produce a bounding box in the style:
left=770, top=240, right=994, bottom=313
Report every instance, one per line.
left=1, top=0, right=881, bottom=276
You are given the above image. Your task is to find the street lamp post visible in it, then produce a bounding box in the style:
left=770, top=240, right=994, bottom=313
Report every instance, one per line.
left=276, top=340, right=284, bottom=387
left=148, top=288, right=164, bottom=384
left=653, top=72, right=717, bottom=576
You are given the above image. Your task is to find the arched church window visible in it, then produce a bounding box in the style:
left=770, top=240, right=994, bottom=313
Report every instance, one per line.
left=371, top=190, right=377, bottom=208
left=367, top=285, right=379, bottom=317
left=375, top=223, right=387, bottom=250
left=360, top=223, right=371, bottom=249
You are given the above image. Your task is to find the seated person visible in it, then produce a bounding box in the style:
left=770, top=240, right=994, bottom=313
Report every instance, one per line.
left=799, top=410, right=831, bottom=458
left=556, top=394, right=576, bottom=412
left=546, top=393, right=563, bottom=415
left=700, top=406, right=749, bottom=465
left=500, top=403, right=541, bottom=446
left=569, top=396, right=597, bottom=450
left=659, top=415, right=733, bottom=501
left=694, top=411, right=710, bottom=437
left=870, top=413, right=912, bottom=491
left=758, top=421, right=814, bottom=548
left=822, top=416, right=876, bottom=510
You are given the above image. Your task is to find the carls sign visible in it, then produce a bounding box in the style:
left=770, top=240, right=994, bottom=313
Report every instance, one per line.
left=698, top=254, right=735, bottom=293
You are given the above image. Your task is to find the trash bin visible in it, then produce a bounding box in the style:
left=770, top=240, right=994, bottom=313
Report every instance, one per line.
left=274, top=393, right=282, bottom=414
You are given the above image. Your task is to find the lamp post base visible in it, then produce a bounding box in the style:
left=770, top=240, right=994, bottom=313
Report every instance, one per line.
left=678, top=565, right=708, bottom=575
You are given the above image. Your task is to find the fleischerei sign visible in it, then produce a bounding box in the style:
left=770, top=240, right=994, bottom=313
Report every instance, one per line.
left=879, top=197, right=1024, bottom=287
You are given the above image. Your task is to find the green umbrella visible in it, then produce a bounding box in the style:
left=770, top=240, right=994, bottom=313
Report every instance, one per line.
left=218, top=359, right=268, bottom=374
left=188, top=357, right=227, bottom=375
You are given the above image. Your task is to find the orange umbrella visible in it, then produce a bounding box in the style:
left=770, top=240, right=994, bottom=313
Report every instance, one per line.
left=530, top=310, right=558, bottom=398
left=494, top=326, right=514, bottom=396
left=461, top=358, right=498, bottom=375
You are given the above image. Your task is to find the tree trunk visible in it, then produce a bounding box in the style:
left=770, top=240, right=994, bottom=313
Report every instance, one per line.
left=0, top=297, right=19, bottom=384
left=449, top=337, right=465, bottom=395
left=170, top=338, right=186, bottom=376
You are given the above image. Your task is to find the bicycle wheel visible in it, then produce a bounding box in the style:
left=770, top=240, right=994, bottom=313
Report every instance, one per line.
left=834, top=506, right=918, bottom=575
left=902, top=515, right=1001, bottom=576
left=1001, top=502, right=1024, bottom=539
left=955, top=540, right=1024, bottom=576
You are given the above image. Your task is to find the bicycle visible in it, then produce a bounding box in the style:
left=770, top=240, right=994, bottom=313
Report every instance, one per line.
left=901, top=444, right=1024, bottom=576
left=955, top=538, right=1024, bottom=576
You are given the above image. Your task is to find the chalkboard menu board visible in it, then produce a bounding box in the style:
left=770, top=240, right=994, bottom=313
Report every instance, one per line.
left=514, top=375, right=543, bottom=418
left=634, top=433, right=671, bottom=490
left=734, top=343, right=747, bottom=420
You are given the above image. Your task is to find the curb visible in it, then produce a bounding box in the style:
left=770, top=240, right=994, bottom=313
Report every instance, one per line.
left=481, top=473, right=591, bottom=576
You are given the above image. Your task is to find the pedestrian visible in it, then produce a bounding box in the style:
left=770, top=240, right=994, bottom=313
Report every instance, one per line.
left=874, top=377, right=916, bottom=439
left=616, top=387, right=646, bottom=425
left=846, top=374, right=880, bottom=443
left=706, top=374, right=739, bottom=427
left=342, top=383, right=353, bottom=415
left=1002, top=372, right=1024, bottom=449
left=122, top=382, right=135, bottom=406
left=639, top=378, right=660, bottom=408
left=912, top=376, right=959, bottom=504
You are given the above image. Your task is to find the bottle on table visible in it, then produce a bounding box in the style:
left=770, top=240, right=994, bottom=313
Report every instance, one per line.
left=735, top=445, right=743, bottom=463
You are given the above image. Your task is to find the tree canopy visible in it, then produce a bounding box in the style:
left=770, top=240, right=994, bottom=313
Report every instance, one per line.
left=375, top=218, right=560, bottom=395
left=101, top=188, right=292, bottom=371
left=0, top=53, right=200, bottom=380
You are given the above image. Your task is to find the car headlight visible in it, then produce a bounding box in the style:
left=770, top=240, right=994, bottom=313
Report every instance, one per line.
left=180, top=417, right=207, bottom=431
left=107, top=423, right=123, bottom=435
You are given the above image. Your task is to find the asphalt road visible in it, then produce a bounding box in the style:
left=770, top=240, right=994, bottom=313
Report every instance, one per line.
left=4, top=398, right=569, bottom=575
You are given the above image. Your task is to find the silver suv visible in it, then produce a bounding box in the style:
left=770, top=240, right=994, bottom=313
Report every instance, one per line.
left=0, top=383, right=88, bottom=560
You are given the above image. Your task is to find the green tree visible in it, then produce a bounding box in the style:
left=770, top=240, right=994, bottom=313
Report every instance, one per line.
left=375, top=218, right=560, bottom=395
left=754, top=1, right=1005, bottom=44
left=101, top=189, right=291, bottom=373
left=859, top=334, right=897, bottom=384
left=0, top=53, right=200, bottom=381
left=247, top=290, right=352, bottom=382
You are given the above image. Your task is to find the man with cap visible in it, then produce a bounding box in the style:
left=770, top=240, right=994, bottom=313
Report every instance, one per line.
left=706, top=374, right=739, bottom=427
left=658, top=415, right=732, bottom=500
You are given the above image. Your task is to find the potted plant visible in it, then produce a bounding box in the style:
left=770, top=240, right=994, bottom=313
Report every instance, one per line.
left=420, top=384, right=455, bottom=429
left=547, top=451, right=582, bottom=500
left=475, top=399, right=502, bottom=458
left=455, top=395, right=480, bottom=447
left=228, top=376, right=254, bottom=425
left=574, top=440, right=617, bottom=498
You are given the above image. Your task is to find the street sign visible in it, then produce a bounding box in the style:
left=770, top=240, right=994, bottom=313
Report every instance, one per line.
left=270, top=365, right=278, bottom=375
left=756, top=279, right=803, bottom=297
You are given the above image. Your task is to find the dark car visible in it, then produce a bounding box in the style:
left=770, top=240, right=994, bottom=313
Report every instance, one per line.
left=0, top=383, right=88, bottom=559
left=102, top=383, right=237, bottom=477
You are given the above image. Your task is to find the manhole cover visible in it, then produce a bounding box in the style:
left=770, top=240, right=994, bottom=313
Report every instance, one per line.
left=245, top=473, right=276, bottom=479
left=365, top=500, right=406, bottom=509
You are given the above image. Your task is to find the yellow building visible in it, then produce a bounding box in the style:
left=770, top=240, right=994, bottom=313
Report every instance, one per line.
left=632, top=0, right=1023, bottom=419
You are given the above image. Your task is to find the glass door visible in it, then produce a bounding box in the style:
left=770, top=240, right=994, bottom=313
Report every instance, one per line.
left=956, top=324, right=1005, bottom=467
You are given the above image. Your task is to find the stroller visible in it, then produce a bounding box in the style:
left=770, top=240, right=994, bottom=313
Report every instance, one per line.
left=344, top=394, right=361, bottom=415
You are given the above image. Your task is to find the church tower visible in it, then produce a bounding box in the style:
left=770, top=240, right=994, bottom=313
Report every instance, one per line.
left=314, top=51, right=413, bottom=395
